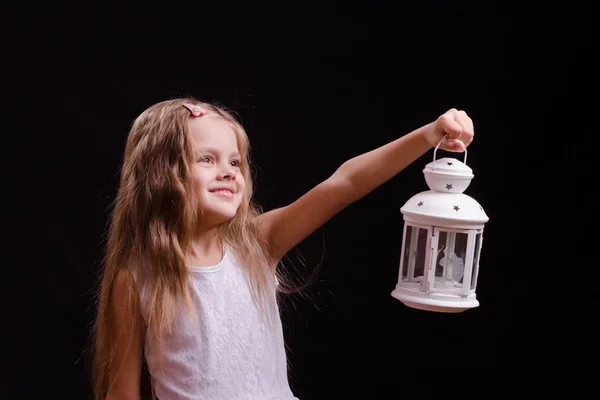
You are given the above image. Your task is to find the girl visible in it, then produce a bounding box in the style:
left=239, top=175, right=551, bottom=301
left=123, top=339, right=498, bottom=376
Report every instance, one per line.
left=92, top=97, right=474, bottom=400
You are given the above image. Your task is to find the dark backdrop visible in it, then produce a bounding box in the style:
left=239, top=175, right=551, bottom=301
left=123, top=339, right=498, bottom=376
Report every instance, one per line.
left=2, top=0, right=594, bottom=398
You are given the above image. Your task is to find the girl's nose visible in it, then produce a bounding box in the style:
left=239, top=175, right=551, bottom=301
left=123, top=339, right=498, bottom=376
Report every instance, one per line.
left=217, top=165, right=236, bottom=181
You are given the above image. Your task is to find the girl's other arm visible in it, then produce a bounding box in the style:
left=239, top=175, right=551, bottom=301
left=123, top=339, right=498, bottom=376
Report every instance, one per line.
left=106, top=271, right=143, bottom=400
left=257, top=109, right=474, bottom=263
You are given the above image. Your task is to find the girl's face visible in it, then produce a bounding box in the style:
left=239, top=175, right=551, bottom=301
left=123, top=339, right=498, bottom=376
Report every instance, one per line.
left=188, top=115, right=246, bottom=228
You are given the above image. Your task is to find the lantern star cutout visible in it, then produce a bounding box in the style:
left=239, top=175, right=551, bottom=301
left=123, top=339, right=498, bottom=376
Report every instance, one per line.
left=417, top=201, right=424, bottom=207
left=453, top=205, right=460, bottom=211
left=445, top=184, right=453, bottom=190
left=447, top=162, right=453, bottom=166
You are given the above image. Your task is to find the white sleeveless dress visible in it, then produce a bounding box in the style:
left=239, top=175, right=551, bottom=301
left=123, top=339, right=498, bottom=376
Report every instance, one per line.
left=136, top=247, right=298, bottom=400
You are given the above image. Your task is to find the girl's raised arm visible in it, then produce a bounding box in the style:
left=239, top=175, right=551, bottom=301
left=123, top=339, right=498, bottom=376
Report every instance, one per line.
left=256, top=108, right=474, bottom=264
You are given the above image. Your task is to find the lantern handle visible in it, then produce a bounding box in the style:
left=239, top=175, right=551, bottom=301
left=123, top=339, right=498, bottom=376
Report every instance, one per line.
left=432, top=134, right=467, bottom=170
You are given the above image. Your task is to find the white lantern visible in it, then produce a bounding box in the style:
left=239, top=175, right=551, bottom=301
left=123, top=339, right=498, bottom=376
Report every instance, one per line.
left=391, top=140, right=489, bottom=313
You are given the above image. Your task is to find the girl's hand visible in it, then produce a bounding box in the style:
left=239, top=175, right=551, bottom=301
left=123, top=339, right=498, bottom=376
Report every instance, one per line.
left=424, top=108, right=474, bottom=152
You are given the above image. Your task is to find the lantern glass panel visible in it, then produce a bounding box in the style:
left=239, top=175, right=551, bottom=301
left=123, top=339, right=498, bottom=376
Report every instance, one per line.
left=470, top=232, right=482, bottom=290
left=433, top=231, right=468, bottom=290
left=401, top=225, right=428, bottom=284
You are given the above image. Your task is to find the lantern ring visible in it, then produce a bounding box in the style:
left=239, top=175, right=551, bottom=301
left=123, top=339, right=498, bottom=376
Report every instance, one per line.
left=432, top=134, right=467, bottom=170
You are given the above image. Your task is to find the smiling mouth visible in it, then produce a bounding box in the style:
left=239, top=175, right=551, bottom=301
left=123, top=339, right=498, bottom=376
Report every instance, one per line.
left=211, top=189, right=235, bottom=199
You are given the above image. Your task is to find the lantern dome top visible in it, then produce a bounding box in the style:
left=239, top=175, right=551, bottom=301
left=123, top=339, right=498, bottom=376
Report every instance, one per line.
left=400, top=190, right=488, bottom=227
left=424, top=156, right=473, bottom=178
left=423, top=156, right=474, bottom=193
left=401, top=145, right=488, bottom=228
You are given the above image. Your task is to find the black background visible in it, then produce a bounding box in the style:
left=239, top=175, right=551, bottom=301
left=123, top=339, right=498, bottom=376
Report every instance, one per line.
left=2, top=0, right=595, bottom=398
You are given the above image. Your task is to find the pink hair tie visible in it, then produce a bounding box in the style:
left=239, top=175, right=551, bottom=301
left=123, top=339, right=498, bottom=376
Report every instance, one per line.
left=183, top=103, right=206, bottom=117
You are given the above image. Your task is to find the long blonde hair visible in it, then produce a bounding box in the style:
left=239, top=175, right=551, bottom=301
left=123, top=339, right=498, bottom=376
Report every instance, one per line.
left=91, top=97, right=277, bottom=399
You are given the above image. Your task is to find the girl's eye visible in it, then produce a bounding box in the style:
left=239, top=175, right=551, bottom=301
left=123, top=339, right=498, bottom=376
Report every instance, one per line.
left=231, top=160, right=241, bottom=167
left=199, top=156, right=212, bottom=163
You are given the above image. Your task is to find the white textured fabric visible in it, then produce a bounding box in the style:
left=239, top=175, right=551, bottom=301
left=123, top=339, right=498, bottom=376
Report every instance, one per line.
left=136, top=247, right=298, bottom=400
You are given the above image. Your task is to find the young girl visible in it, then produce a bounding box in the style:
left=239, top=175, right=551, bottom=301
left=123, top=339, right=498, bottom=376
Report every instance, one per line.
left=92, top=97, right=474, bottom=400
